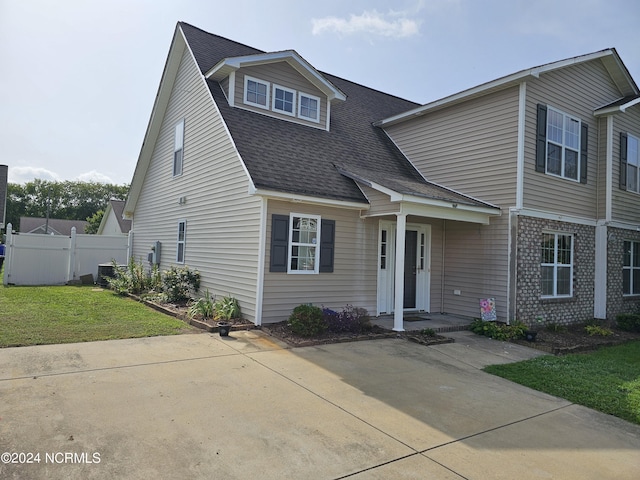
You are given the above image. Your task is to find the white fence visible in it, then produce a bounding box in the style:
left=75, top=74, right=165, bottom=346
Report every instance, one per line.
left=2, top=223, right=131, bottom=286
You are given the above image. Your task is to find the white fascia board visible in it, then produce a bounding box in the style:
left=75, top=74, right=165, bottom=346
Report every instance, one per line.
left=400, top=203, right=495, bottom=225
left=377, top=49, right=617, bottom=128
left=251, top=188, right=369, bottom=210
left=594, top=96, right=640, bottom=116
left=205, top=50, right=346, bottom=101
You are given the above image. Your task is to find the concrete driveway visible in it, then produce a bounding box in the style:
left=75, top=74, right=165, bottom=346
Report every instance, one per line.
left=0, top=330, right=638, bottom=479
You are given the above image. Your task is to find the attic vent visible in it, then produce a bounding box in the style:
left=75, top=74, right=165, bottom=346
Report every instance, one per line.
left=178, top=196, right=187, bottom=205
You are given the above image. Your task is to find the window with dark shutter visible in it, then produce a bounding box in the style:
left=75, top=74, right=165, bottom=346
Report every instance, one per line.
left=319, top=219, right=335, bottom=273
left=270, top=214, right=289, bottom=272
left=580, top=123, right=588, bottom=184
left=620, top=132, right=628, bottom=191
left=536, top=104, right=547, bottom=173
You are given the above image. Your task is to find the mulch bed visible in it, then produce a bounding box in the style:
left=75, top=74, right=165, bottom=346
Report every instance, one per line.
left=261, top=321, right=453, bottom=348
left=136, top=294, right=640, bottom=353
left=510, top=324, right=640, bottom=355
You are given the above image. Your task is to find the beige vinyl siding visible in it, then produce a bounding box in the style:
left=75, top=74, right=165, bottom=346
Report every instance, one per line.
left=234, top=62, right=327, bottom=128
left=441, top=215, right=510, bottom=319
left=358, top=184, right=400, bottom=216
left=523, top=61, right=619, bottom=218
left=262, top=201, right=378, bottom=323
left=612, top=106, right=640, bottom=223
left=596, top=116, right=608, bottom=220
left=385, top=86, right=520, bottom=208
left=132, top=46, right=262, bottom=322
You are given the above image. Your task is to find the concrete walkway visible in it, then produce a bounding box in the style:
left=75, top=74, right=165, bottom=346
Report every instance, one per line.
left=0, top=331, right=638, bottom=479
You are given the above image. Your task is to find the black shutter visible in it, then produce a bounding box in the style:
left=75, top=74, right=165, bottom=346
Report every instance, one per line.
left=620, top=132, right=628, bottom=190
left=270, top=214, right=289, bottom=272
left=536, top=104, right=547, bottom=173
left=580, top=123, right=588, bottom=184
left=319, top=219, right=335, bottom=273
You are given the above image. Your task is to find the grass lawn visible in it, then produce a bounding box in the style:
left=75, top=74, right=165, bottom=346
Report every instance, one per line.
left=485, top=341, right=640, bottom=425
left=0, top=285, right=194, bottom=347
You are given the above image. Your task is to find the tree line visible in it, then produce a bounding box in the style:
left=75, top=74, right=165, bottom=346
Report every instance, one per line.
left=4, top=180, right=129, bottom=234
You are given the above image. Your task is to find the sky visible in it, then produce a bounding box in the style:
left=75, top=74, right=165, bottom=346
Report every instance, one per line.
left=1, top=0, right=639, bottom=185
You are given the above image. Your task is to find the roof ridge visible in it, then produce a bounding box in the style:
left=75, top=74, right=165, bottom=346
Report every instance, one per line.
left=178, top=21, right=265, bottom=55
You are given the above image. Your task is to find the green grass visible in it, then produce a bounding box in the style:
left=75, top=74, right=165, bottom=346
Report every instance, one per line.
left=485, top=341, right=640, bottom=425
left=0, top=285, right=193, bottom=347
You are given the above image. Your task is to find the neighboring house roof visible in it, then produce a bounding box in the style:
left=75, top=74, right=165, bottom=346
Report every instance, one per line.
left=97, top=200, right=131, bottom=235
left=20, top=217, right=88, bottom=235
left=376, top=48, right=640, bottom=127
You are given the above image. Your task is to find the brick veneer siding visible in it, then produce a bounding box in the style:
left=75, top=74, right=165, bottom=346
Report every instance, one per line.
left=516, top=216, right=595, bottom=326
left=607, top=227, right=640, bottom=319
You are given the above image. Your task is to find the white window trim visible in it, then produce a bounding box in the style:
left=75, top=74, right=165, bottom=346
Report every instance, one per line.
left=541, top=231, right=574, bottom=299
left=623, top=239, right=640, bottom=296
left=298, top=92, right=321, bottom=123
left=176, top=219, right=187, bottom=264
left=244, top=75, right=270, bottom=110
left=272, top=84, right=296, bottom=117
left=626, top=133, right=639, bottom=193
left=546, top=107, right=581, bottom=182
left=173, top=119, right=184, bottom=177
left=287, top=213, right=321, bottom=274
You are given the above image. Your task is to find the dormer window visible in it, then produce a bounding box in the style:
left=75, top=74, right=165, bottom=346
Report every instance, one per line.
left=244, top=76, right=269, bottom=109
left=273, top=85, right=296, bottom=116
left=299, top=93, right=320, bottom=123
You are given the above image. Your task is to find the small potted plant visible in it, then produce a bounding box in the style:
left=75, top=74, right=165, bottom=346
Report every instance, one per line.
left=524, top=316, right=544, bottom=342
left=214, top=295, right=241, bottom=337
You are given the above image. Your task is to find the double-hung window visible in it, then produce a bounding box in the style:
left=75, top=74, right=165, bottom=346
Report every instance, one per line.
left=541, top=232, right=573, bottom=298
left=273, top=84, right=296, bottom=116
left=298, top=93, right=320, bottom=122
left=244, top=76, right=269, bottom=109
left=173, top=120, right=184, bottom=177
left=623, top=240, right=640, bottom=295
left=289, top=214, right=320, bottom=273
left=176, top=220, right=186, bottom=264
left=622, top=134, right=639, bottom=192
left=546, top=108, right=580, bottom=180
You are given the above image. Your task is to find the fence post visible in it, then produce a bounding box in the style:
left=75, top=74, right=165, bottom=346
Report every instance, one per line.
left=3, top=223, right=11, bottom=285
left=67, top=226, right=77, bottom=282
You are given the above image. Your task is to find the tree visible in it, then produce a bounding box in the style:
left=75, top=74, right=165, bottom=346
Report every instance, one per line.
left=84, top=209, right=105, bottom=234
left=4, top=180, right=128, bottom=232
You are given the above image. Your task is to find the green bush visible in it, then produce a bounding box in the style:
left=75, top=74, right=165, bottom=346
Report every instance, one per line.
left=585, top=324, right=613, bottom=336
left=188, top=289, right=215, bottom=320
left=470, top=319, right=527, bottom=341
left=288, top=304, right=326, bottom=337
left=616, top=313, right=640, bottom=332
left=107, top=258, right=159, bottom=295
left=214, top=295, right=241, bottom=321
left=162, top=266, right=200, bottom=303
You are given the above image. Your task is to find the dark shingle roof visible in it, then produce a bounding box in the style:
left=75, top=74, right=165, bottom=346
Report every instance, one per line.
left=179, top=22, right=493, bottom=208
left=109, top=200, right=132, bottom=233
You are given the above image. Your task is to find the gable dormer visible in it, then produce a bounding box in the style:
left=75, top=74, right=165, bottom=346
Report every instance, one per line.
left=205, top=50, right=346, bottom=131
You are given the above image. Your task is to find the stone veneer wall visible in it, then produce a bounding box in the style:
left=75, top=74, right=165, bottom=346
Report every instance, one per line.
left=607, top=227, right=640, bottom=319
left=515, top=216, right=595, bottom=326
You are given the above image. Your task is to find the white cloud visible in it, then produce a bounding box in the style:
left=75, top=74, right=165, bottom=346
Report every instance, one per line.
left=75, top=170, right=115, bottom=184
left=312, top=9, right=420, bottom=38
left=8, top=166, right=60, bottom=184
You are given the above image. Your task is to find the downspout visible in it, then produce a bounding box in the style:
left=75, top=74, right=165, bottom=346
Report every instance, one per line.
left=441, top=219, right=446, bottom=313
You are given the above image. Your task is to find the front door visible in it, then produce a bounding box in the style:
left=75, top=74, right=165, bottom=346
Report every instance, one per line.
left=404, top=230, right=417, bottom=308
left=377, top=222, right=431, bottom=315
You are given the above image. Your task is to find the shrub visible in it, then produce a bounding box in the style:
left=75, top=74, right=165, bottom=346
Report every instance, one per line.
left=214, top=295, right=241, bottom=321
left=288, top=304, right=326, bottom=337
left=585, top=324, right=613, bottom=336
left=188, top=289, right=215, bottom=320
left=162, top=266, right=200, bottom=303
left=107, top=258, right=158, bottom=295
left=323, top=305, right=371, bottom=334
left=420, top=328, right=436, bottom=337
left=470, top=319, right=527, bottom=341
left=616, top=313, right=640, bottom=332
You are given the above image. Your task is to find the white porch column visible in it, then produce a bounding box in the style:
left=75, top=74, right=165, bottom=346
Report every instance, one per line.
left=594, top=223, right=608, bottom=319
left=393, top=213, right=407, bottom=331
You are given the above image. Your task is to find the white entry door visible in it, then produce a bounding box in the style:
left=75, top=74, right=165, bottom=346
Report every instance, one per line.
left=377, top=221, right=431, bottom=315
